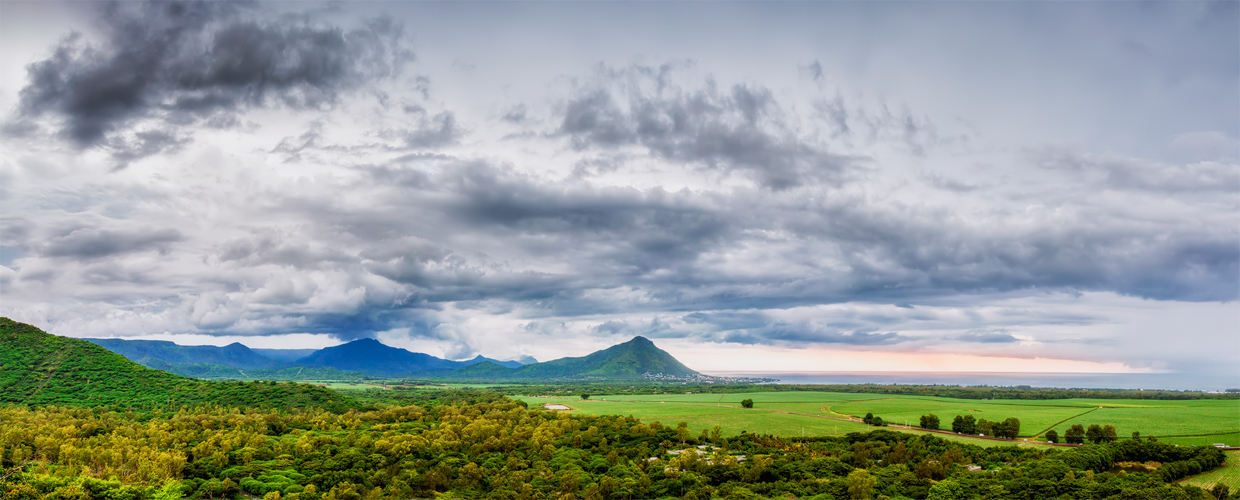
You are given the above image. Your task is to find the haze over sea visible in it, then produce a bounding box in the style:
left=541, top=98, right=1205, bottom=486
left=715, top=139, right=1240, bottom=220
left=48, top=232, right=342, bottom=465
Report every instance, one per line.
left=706, top=371, right=1236, bottom=392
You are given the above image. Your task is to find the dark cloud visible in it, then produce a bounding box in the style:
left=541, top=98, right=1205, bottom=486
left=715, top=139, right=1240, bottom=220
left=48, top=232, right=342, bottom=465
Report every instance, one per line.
left=722, top=324, right=905, bottom=346
left=682, top=311, right=770, bottom=331
left=556, top=67, right=858, bottom=190
left=41, top=227, right=183, bottom=259
left=11, top=1, right=409, bottom=162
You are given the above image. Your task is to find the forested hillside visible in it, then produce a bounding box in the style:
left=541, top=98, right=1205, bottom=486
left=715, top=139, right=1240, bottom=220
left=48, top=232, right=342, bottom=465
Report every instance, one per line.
left=0, top=392, right=1225, bottom=500
left=84, top=338, right=289, bottom=369
left=142, top=360, right=371, bottom=382
left=502, top=336, right=699, bottom=379
left=0, top=318, right=358, bottom=412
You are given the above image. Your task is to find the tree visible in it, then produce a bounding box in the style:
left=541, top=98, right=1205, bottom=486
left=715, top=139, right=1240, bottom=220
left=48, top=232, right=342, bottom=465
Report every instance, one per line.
left=846, top=468, right=876, bottom=500
left=1102, top=425, right=1118, bottom=443
left=581, top=393, right=590, bottom=400
left=1065, top=424, right=1085, bottom=444
left=1132, top=430, right=1140, bottom=440
left=999, top=418, right=1020, bottom=439
left=920, top=414, right=940, bottom=430
left=676, top=421, right=690, bottom=445
left=740, top=399, right=754, bottom=409
left=976, top=419, right=994, bottom=437
left=863, top=412, right=874, bottom=424
left=1045, top=429, right=1059, bottom=443
left=951, top=415, right=976, bottom=434
left=1086, top=424, right=1104, bottom=444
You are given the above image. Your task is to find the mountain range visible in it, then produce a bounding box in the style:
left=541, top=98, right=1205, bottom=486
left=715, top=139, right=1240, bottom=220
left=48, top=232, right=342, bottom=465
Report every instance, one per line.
left=0, top=318, right=357, bottom=411
left=83, top=333, right=698, bottom=380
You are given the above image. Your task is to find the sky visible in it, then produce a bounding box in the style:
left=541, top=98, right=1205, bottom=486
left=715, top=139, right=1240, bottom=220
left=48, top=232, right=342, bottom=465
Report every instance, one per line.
left=0, top=1, right=1236, bottom=386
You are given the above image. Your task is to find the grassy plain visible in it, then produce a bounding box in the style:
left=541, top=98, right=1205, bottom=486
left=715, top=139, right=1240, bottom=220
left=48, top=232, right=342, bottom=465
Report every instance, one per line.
left=515, top=390, right=1239, bottom=449
left=1050, top=405, right=1240, bottom=441
left=1158, top=433, right=1240, bottom=447
left=1181, top=451, right=1240, bottom=491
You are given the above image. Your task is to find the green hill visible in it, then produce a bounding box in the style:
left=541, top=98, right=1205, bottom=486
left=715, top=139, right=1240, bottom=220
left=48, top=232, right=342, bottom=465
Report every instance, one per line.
left=0, top=318, right=358, bottom=412
left=462, top=336, right=698, bottom=380
left=84, top=337, right=289, bottom=369
left=451, top=360, right=519, bottom=379
left=143, top=359, right=371, bottom=381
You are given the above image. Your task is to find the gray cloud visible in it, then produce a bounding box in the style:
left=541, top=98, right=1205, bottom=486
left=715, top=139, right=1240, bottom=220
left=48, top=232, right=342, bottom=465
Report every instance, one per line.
left=0, top=1, right=1234, bottom=379
left=557, top=66, right=859, bottom=190
left=722, top=325, right=905, bottom=346
left=41, top=227, right=183, bottom=259
left=1035, top=149, right=1240, bottom=193
left=10, top=1, right=409, bottom=163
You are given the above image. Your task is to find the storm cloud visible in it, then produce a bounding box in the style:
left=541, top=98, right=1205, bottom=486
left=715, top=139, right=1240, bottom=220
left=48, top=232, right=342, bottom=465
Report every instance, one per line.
left=0, top=1, right=1235, bottom=381
left=10, top=1, right=408, bottom=164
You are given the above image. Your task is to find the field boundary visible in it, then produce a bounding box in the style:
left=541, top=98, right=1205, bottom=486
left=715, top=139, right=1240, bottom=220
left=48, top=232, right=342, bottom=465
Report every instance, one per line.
left=1030, top=407, right=1099, bottom=437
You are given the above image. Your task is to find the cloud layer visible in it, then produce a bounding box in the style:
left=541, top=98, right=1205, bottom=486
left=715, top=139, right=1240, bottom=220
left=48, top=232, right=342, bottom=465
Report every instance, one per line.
left=1, top=1, right=1235, bottom=380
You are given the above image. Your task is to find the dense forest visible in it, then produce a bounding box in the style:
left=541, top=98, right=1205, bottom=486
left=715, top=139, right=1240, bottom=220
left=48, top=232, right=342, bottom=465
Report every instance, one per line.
left=0, top=390, right=1229, bottom=500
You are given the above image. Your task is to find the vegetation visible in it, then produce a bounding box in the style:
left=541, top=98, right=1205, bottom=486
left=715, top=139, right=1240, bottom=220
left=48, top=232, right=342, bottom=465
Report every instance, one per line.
left=510, top=391, right=1239, bottom=449
left=0, top=319, right=359, bottom=413
left=84, top=338, right=288, bottom=370
left=494, top=336, right=700, bottom=380
left=4, top=318, right=1237, bottom=499
left=0, top=394, right=1228, bottom=500
left=485, top=381, right=1238, bottom=401
left=145, top=361, right=372, bottom=382
left=1181, top=451, right=1240, bottom=495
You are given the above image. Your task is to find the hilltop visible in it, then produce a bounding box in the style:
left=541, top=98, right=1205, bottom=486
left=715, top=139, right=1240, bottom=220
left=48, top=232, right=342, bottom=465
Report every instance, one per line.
left=0, top=318, right=358, bottom=411
left=452, top=336, right=699, bottom=380
left=294, top=338, right=525, bottom=376
left=84, top=338, right=288, bottom=369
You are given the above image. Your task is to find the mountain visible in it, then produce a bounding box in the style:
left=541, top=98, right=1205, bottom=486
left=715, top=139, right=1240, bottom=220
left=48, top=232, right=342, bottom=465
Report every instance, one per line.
left=293, top=338, right=529, bottom=375
left=84, top=338, right=288, bottom=369
left=296, top=338, right=464, bottom=375
left=462, top=354, right=526, bottom=369
left=142, top=359, right=371, bottom=381
left=0, top=318, right=357, bottom=411
left=252, top=348, right=320, bottom=362
left=442, top=336, right=697, bottom=380
left=452, top=360, right=519, bottom=379
left=510, top=336, right=698, bottom=379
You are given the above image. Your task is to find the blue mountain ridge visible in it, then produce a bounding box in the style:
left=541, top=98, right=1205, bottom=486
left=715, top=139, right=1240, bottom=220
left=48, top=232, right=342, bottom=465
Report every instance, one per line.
left=85, top=337, right=530, bottom=375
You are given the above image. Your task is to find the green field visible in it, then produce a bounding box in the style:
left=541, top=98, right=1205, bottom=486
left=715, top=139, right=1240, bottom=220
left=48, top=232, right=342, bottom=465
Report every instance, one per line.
left=1181, top=451, right=1240, bottom=491
left=828, top=397, right=1093, bottom=436
left=1049, top=405, right=1240, bottom=442
left=1159, top=433, right=1240, bottom=447
left=515, top=390, right=1239, bottom=449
